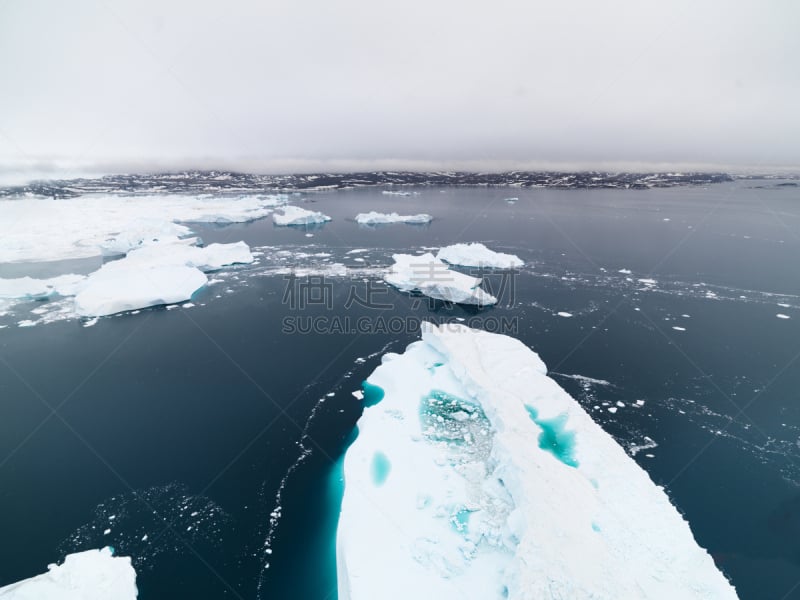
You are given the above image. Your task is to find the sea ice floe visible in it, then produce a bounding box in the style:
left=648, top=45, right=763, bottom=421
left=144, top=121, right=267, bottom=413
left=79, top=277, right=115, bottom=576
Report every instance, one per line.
left=436, top=243, right=523, bottom=268
left=355, top=211, right=432, bottom=225
left=272, top=205, right=332, bottom=226
left=0, top=274, right=86, bottom=300
left=0, top=547, right=137, bottom=599
left=0, top=194, right=284, bottom=263
left=384, top=253, right=496, bottom=306
left=337, top=323, right=738, bottom=599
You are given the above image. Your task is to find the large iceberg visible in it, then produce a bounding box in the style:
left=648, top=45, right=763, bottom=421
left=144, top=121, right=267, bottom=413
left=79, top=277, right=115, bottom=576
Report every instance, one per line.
left=436, top=242, right=523, bottom=268
left=355, top=211, right=432, bottom=225
left=0, top=194, right=284, bottom=264
left=384, top=253, right=496, bottom=306
left=0, top=241, right=253, bottom=317
left=337, top=323, right=738, bottom=599
left=272, top=205, right=332, bottom=226
left=0, top=547, right=137, bottom=599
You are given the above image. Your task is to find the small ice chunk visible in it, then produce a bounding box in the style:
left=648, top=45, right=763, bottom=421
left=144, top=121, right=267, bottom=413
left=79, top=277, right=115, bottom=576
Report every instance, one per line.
left=273, top=205, right=331, bottom=226
left=355, top=212, right=432, bottom=225
left=777, top=314, right=791, bottom=319
left=436, top=243, right=523, bottom=268
left=557, top=312, right=573, bottom=318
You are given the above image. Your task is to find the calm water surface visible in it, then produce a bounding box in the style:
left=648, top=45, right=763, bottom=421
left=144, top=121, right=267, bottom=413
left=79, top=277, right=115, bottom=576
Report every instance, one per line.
left=1, top=181, right=800, bottom=599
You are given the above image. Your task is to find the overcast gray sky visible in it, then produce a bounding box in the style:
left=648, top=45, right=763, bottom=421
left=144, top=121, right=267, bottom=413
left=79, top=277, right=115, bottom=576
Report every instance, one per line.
left=1, top=0, right=798, bottom=175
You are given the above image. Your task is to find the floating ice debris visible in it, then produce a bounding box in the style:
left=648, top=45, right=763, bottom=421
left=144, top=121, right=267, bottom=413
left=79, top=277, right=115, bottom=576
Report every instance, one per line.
left=672, top=326, right=687, bottom=332
left=436, top=242, right=523, bottom=268
left=777, top=314, right=791, bottom=319
left=557, top=311, right=573, bottom=318
left=618, top=269, right=632, bottom=274
left=0, top=547, right=137, bottom=599
left=553, top=373, right=612, bottom=387
left=355, top=211, right=432, bottom=225
left=337, top=323, right=737, bottom=599
left=384, top=253, right=496, bottom=306
left=272, top=205, right=332, bottom=226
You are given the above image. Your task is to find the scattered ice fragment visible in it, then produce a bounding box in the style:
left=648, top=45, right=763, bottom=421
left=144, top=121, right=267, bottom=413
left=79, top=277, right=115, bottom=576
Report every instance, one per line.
left=557, top=312, right=573, bottom=318
left=777, top=314, right=791, bottom=319
left=672, top=326, right=686, bottom=332
left=607, top=406, right=618, bottom=413
left=618, top=269, right=632, bottom=274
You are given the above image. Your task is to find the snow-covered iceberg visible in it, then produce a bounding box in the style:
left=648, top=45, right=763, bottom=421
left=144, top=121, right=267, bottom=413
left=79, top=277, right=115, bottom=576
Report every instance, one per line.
left=436, top=243, right=523, bottom=268
left=73, top=240, right=253, bottom=317
left=272, top=205, right=332, bottom=226
left=0, top=241, right=253, bottom=317
left=0, top=194, right=284, bottom=264
left=0, top=547, right=137, bottom=599
left=355, top=211, right=432, bottom=225
left=384, top=253, right=496, bottom=306
left=337, top=323, right=737, bottom=600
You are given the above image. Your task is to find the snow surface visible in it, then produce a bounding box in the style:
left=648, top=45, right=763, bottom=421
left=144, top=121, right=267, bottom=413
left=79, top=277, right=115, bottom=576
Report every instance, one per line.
left=0, top=194, right=284, bottom=264
left=337, top=323, right=737, bottom=600
left=355, top=211, right=432, bottom=225
left=0, top=547, right=137, bottom=599
left=272, top=205, right=332, bottom=226
left=436, top=243, right=523, bottom=269
left=384, top=253, right=496, bottom=305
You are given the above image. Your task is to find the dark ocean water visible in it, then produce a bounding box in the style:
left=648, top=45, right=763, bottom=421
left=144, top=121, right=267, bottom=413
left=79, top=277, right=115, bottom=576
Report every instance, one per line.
left=2, top=181, right=800, bottom=599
